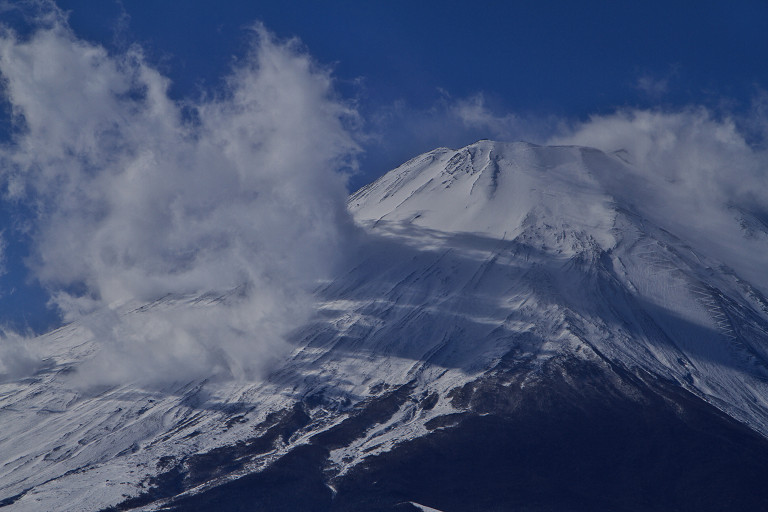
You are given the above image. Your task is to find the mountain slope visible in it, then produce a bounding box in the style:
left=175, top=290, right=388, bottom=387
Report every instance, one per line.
left=2, top=140, right=768, bottom=511
left=347, top=140, right=768, bottom=437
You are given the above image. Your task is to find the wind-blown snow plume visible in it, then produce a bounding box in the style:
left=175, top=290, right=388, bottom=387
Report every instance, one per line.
left=550, top=108, right=768, bottom=293
left=0, top=11, right=360, bottom=384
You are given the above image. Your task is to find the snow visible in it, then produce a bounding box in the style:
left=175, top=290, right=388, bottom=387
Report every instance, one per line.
left=350, top=140, right=768, bottom=435
left=2, top=139, right=768, bottom=510
left=408, top=502, right=445, bottom=512
left=350, top=141, right=617, bottom=251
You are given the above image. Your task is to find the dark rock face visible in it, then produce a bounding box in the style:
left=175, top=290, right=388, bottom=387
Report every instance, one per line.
left=169, top=444, right=333, bottom=512
left=331, top=359, right=768, bottom=512
left=115, top=355, right=768, bottom=512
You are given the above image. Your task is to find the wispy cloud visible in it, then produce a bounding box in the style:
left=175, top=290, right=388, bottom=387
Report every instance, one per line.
left=449, top=93, right=522, bottom=140
left=0, top=9, right=360, bottom=385
left=550, top=107, right=768, bottom=292
left=636, top=74, right=670, bottom=98
left=360, top=91, right=554, bottom=181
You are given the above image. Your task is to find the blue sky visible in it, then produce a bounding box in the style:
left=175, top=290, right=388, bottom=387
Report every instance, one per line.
left=0, top=0, right=767, bottom=334
left=55, top=1, right=768, bottom=179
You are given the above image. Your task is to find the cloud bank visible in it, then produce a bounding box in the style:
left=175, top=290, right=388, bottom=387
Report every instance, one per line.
left=550, top=107, right=768, bottom=293
left=1, top=6, right=766, bottom=386
left=0, top=12, right=360, bottom=385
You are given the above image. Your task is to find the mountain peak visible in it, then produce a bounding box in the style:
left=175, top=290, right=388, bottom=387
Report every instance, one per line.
left=350, top=140, right=621, bottom=252
left=352, top=140, right=768, bottom=296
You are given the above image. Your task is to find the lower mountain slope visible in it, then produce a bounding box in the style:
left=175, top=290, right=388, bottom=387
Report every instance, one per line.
left=161, top=354, right=768, bottom=512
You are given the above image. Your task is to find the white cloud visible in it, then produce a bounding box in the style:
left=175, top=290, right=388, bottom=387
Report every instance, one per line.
left=362, top=91, right=554, bottom=180
left=0, top=328, right=40, bottom=381
left=0, top=14, right=360, bottom=385
left=549, top=108, right=766, bottom=207
left=449, top=93, right=522, bottom=140
left=636, top=74, right=669, bottom=98
left=550, top=107, right=768, bottom=293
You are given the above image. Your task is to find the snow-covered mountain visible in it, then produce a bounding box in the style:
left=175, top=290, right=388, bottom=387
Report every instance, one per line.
left=3, top=140, right=768, bottom=511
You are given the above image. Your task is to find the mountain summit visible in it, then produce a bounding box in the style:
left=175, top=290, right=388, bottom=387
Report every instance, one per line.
left=3, top=141, right=768, bottom=511
left=352, top=140, right=617, bottom=246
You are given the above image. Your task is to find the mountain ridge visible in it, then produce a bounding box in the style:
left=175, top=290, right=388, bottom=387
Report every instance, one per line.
left=2, top=140, right=768, bottom=511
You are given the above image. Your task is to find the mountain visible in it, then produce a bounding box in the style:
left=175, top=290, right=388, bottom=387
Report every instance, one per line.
left=3, top=140, right=768, bottom=511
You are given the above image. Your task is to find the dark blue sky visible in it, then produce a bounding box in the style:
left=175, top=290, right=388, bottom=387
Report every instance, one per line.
left=1, top=0, right=767, bottom=332
left=56, top=0, right=768, bottom=177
